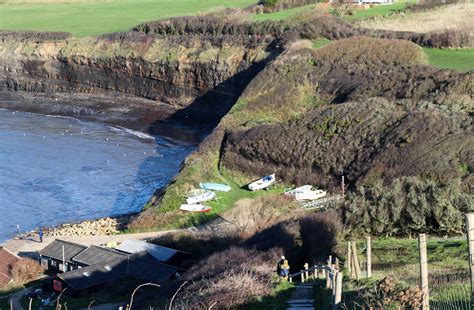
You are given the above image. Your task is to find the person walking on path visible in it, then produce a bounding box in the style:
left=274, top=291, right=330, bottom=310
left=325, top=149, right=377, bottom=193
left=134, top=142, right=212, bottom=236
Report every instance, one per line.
left=38, top=226, right=43, bottom=243
left=277, top=255, right=290, bottom=281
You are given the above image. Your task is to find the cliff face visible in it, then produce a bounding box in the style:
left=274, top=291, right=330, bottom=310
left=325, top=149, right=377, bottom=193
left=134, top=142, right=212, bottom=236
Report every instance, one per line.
left=0, top=31, right=273, bottom=124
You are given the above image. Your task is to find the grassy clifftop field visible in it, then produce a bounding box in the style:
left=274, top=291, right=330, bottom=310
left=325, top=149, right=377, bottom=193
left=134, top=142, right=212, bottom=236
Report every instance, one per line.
left=0, top=0, right=256, bottom=36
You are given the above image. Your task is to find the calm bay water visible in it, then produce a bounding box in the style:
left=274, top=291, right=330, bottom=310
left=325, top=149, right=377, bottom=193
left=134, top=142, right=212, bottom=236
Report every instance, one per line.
left=0, top=109, right=195, bottom=242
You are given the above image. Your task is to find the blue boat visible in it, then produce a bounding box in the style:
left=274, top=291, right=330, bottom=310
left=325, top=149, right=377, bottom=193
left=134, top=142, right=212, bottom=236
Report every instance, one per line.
left=199, top=182, right=231, bottom=192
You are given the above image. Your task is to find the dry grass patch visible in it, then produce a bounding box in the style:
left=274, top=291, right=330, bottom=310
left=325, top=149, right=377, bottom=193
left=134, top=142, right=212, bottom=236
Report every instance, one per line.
left=221, top=194, right=291, bottom=238
left=359, top=4, right=474, bottom=46
left=11, top=259, right=43, bottom=285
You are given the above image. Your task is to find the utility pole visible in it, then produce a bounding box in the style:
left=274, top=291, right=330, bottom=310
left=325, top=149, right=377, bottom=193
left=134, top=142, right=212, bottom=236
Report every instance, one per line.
left=62, top=245, right=66, bottom=273
left=366, top=236, right=372, bottom=278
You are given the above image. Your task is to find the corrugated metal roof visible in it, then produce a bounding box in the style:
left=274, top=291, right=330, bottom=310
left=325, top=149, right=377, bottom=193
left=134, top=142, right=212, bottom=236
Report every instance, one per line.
left=72, top=245, right=127, bottom=266
left=58, top=254, right=177, bottom=291
left=115, top=240, right=177, bottom=262
left=38, top=240, right=87, bottom=263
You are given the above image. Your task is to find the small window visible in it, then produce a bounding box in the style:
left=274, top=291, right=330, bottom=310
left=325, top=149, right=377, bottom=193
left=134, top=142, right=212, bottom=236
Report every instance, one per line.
left=83, top=271, right=90, bottom=277
left=104, top=265, right=112, bottom=271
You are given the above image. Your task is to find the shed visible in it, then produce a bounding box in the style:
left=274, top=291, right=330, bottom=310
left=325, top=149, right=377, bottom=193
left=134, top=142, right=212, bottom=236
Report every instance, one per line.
left=71, top=245, right=127, bottom=267
left=115, top=240, right=179, bottom=262
left=57, top=253, right=178, bottom=295
left=38, top=240, right=87, bottom=273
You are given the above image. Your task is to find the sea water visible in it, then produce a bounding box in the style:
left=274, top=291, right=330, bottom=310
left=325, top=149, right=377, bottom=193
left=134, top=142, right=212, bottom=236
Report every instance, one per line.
left=0, top=109, right=195, bottom=242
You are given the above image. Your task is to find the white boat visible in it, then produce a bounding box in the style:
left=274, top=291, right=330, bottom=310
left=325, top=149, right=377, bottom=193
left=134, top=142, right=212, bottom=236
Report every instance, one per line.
left=248, top=174, right=276, bottom=191
left=284, top=185, right=313, bottom=196
left=200, top=182, right=231, bottom=192
left=295, top=189, right=327, bottom=201
left=179, top=204, right=212, bottom=213
left=186, top=189, right=216, bottom=204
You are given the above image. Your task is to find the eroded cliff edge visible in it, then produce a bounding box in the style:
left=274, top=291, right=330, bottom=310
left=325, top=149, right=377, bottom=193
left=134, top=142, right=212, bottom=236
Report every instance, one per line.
left=0, top=30, right=277, bottom=130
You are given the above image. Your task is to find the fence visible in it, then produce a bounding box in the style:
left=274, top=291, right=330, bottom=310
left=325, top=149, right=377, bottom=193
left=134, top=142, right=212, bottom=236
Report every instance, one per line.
left=288, top=257, right=343, bottom=310
left=341, top=213, right=474, bottom=309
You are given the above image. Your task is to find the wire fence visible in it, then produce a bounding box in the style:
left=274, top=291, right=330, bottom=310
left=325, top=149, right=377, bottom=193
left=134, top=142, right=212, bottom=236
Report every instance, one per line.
left=429, top=261, right=470, bottom=310
left=342, top=236, right=471, bottom=309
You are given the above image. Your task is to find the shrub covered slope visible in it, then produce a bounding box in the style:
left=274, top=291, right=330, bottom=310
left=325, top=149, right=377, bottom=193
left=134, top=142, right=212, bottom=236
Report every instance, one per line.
left=148, top=35, right=473, bottom=236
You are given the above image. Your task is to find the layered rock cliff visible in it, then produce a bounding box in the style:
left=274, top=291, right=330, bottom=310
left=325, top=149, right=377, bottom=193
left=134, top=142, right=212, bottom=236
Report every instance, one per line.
left=0, top=31, right=275, bottom=126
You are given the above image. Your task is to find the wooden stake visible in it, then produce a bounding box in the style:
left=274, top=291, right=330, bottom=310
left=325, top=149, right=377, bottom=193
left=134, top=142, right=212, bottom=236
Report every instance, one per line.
left=342, top=176, right=345, bottom=197
left=351, top=241, right=361, bottom=280
left=366, top=236, right=372, bottom=278
left=334, top=271, right=343, bottom=310
left=419, top=233, right=430, bottom=310
left=466, top=213, right=474, bottom=309
left=326, top=256, right=332, bottom=288
left=347, top=241, right=352, bottom=276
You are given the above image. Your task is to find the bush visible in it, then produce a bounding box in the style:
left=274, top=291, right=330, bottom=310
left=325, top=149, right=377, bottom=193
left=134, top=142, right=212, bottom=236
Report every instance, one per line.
left=11, top=259, right=43, bottom=285
left=173, top=246, right=282, bottom=309
left=341, top=177, right=474, bottom=236
left=299, top=211, right=342, bottom=262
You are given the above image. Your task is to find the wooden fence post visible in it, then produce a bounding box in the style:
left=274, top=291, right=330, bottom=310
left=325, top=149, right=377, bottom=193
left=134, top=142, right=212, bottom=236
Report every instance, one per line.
left=466, top=213, right=474, bottom=309
left=366, top=236, right=372, bottom=278
left=419, top=233, right=429, bottom=310
left=351, top=241, right=361, bottom=280
left=333, top=271, right=343, bottom=310
left=301, top=270, right=305, bottom=283
left=326, top=269, right=331, bottom=288
left=347, top=241, right=352, bottom=277
left=304, top=263, right=309, bottom=280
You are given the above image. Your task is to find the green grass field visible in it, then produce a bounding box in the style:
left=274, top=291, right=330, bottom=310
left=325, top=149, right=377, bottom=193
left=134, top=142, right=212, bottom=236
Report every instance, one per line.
left=0, top=0, right=256, bottom=37
left=251, top=3, right=319, bottom=21
left=342, top=0, right=414, bottom=21
left=423, top=48, right=474, bottom=72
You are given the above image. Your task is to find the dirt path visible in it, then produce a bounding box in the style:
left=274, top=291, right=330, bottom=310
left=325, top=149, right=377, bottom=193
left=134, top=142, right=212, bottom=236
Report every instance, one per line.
left=1, top=214, right=237, bottom=257
left=1, top=229, right=180, bottom=256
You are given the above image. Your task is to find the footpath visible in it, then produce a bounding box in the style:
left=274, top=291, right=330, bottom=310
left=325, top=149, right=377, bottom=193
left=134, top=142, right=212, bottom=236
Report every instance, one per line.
left=287, top=283, right=314, bottom=310
left=1, top=230, right=179, bottom=256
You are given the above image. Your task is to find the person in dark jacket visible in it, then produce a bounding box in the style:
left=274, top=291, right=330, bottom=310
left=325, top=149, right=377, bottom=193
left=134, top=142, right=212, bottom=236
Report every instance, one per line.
left=277, top=255, right=290, bottom=280
left=38, top=226, right=43, bottom=243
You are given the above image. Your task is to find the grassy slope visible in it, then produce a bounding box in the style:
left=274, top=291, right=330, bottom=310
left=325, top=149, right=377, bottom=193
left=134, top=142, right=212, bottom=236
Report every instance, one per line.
left=0, top=0, right=256, bottom=37
left=238, top=280, right=295, bottom=309
left=251, top=3, right=319, bottom=21
left=423, top=48, right=474, bottom=72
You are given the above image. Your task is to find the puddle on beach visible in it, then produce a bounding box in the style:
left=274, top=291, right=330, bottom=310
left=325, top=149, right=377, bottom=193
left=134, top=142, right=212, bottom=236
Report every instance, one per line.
left=0, top=109, right=196, bottom=242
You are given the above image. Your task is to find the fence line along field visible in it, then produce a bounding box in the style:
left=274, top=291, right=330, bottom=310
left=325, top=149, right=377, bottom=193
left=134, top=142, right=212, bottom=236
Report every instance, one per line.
left=0, top=0, right=257, bottom=37
left=340, top=236, right=470, bottom=309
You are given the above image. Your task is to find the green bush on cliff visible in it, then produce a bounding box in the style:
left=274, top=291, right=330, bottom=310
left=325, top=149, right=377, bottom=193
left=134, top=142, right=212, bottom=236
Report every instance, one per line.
left=341, top=177, right=474, bottom=236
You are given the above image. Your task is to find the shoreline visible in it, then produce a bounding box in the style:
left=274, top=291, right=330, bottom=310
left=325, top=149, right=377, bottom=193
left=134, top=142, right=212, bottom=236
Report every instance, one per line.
left=10, top=213, right=137, bottom=244
left=0, top=90, right=211, bottom=144
left=0, top=90, right=208, bottom=246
